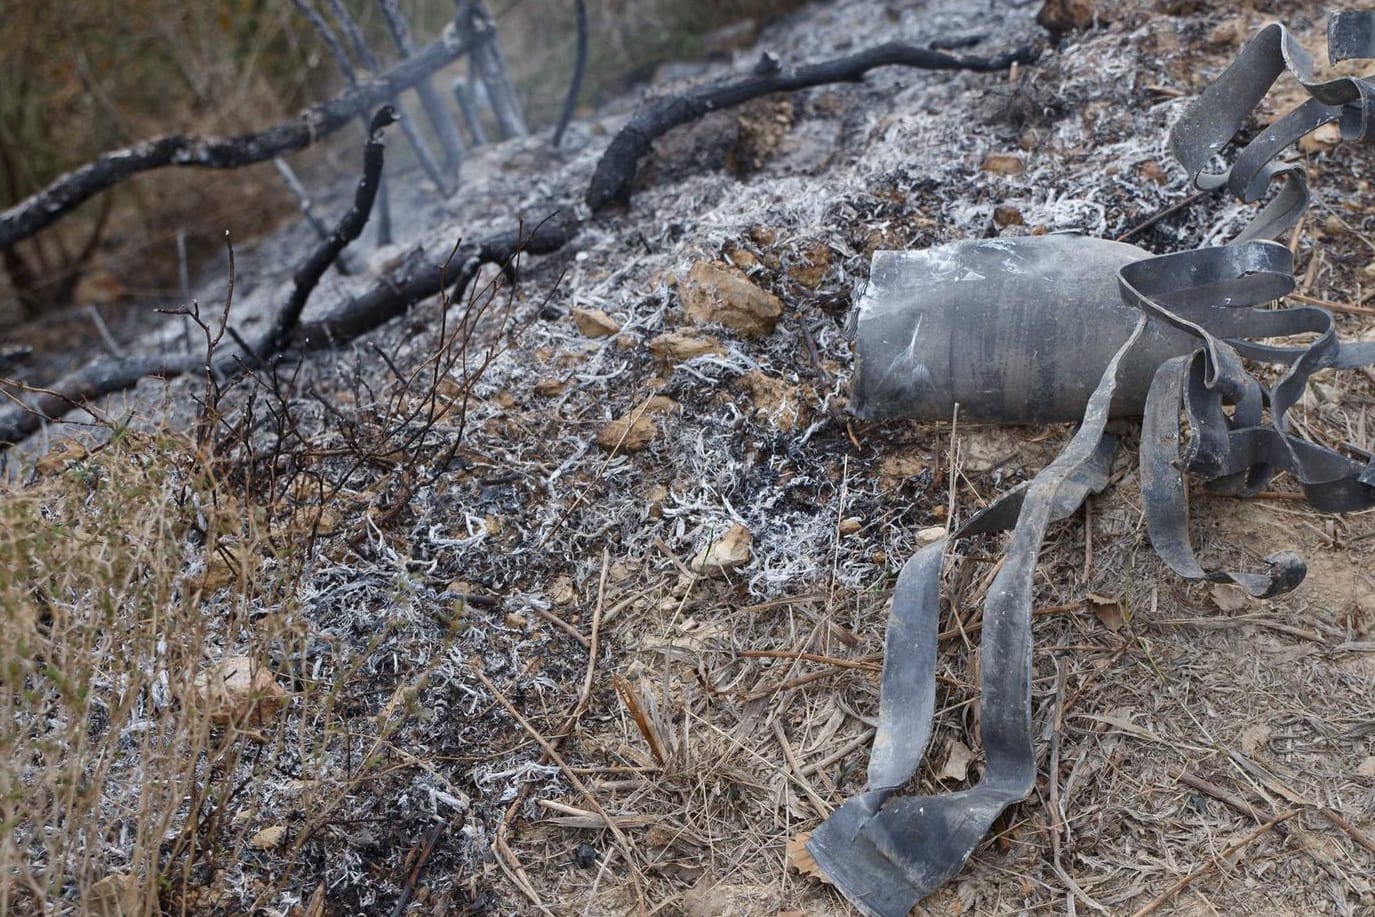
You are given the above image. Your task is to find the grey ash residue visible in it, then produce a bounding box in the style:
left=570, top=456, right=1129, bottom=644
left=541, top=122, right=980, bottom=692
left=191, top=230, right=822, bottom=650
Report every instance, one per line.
left=31, top=0, right=1375, bottom=913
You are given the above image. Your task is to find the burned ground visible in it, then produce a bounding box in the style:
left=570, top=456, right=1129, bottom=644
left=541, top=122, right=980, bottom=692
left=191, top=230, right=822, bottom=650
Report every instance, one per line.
left=4, top=0, right=1374, bottom=915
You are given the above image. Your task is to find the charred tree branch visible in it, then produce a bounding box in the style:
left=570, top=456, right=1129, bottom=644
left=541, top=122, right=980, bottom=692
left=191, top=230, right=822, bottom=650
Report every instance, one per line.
left=259, top=107, right=398, bottom=360
left=0, top=205, right=581, bottom=449
left=464, top=0, right=528, bottom=139
left=0, top=36, right=1039, bottom=449
left=586, top=38, right=1040, bottom=210
left=377, top=0, right=467, bottom=179
left=552, top=0, right=588, bottom=148
left=0, top=21, right=485, bottom=251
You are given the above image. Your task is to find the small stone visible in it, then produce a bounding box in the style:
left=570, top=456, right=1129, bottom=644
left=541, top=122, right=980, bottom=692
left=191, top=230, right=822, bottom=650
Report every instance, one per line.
left=595, top=397, right=676, bottom=453
left=993, top=205, right=1024, bottom=228
left=982, top=153, right=1025, bottom=175
left=648, top=330, right=725, bottom=366
left=1298, top=122, right=1341, bottom=154
left=679, top=261, right=783, bottom=338
left=250, top=825, right=288, bottom=850
left=740, top=370, right=805, bottom=430
left=571, top=307, right=620, bottom=338
left=691, top=523, right=753, bottom=577
left=1037, top=0, right=1095, bottom=34
left=504, top=613, right=527, bottom=630
left=596, top=414, right=657, bottom=452
left=193, top=657, right=286, bottom=730
left=789, top=241, right=832, bottom=289
left=838, top=516, right=863, bottom=536
left=915, top=526, right=946, bottom=546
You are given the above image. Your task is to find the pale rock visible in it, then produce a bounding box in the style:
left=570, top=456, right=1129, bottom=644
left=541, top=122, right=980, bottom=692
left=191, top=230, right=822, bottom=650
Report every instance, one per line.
left=915, top=526, right=946, bottom=546
left=595, top=396, right=677, bottom=453
left=571, top=306, right=621, bottom=338
left=691, top=524, right=753, bottom=576
left=194, top=656, right=286, bottom=730
left=679, top=261, right=782, bottom=338
left=648, top=329, right=725, bottom=366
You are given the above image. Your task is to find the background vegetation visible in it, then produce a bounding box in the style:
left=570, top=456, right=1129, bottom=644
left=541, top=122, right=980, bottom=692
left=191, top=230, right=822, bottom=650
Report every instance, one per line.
left=0, top=0, right=809, bottom=326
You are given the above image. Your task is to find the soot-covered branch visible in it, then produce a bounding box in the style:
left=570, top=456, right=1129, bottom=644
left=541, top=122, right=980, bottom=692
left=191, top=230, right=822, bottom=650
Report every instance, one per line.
left=586, top=39, right=1040, bottom=210
left=0, top=22, right=484, bottom=251
left=0, top=35, right=1032, bottom=448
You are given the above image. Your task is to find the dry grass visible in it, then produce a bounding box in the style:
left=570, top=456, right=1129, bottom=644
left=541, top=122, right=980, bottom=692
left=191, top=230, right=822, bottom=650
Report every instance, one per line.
left=0, top=426, right=271, bottom=912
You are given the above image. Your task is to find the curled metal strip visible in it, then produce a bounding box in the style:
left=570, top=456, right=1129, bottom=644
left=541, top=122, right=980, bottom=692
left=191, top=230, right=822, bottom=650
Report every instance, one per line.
left=813, top=13, right=1375, bottom=916
left=809, top=321, right=1144, bottom=917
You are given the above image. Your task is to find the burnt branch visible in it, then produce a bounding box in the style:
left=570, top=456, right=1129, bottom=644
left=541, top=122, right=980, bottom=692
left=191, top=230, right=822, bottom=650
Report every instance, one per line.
left=0, top=36, right=1037, bottom=449
left=464, top=0, right=528, bottom=139
left=258, top=106, right=398, bottom=360
left=0, top=206, right=580, bottom=450
left=586, top=38, right=1040, bottom=210
left=551, top=0, right=588, bottom=148
left=296, top=209, right=580, bottom=348
left=0, top=21, right=483, bottom=252
left=0, top=108, right=400, bottom=448
left=377, top=0, right=467, bottom=179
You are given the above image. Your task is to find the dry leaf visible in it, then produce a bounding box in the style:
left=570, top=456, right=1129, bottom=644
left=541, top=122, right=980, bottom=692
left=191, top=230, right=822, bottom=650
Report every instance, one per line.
left=1086, top=593, right=1124, bottom=631
left=1210, top=583, right=1251, bottom=612
left=250, top=825, right=288, bottom=850
left=649, top=329, right=725, bottom=366
left=785, top=831, right=828, bottom=880
left=936, top=738, right=975, bottom=782
left=193, top=656, right=286, bottom=730
left=1240, top=724, right=1272, bottom=756
left=981, top=152, right=1025, bottom=175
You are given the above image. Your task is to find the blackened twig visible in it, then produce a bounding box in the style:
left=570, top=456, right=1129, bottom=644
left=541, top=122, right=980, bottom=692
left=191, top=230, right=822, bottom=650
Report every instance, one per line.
left=586, top=38, right=1040, bottom=210
left=1114, top=190, right=1209, bottom=242
left=258, top=106, right=398, bottom=361
left=551, top=0, right=588, bottom=148
left=302, top=0, right=449, bottom=203
left=376, top=0, right=467, bottom=182
left=0, top=207, right=581, bottom=448
left=463, top=0, right=528, bottom=139
left=0, top=23, right=479, bottom=251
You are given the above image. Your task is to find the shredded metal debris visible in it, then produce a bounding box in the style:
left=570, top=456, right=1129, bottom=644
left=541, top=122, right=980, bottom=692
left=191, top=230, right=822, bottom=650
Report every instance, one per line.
left=809, top=14, right=1375, bottom=916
